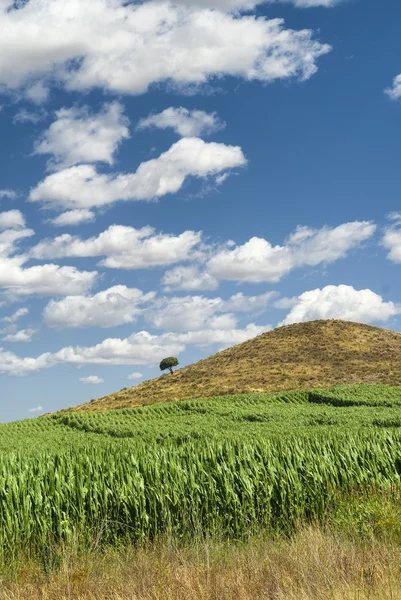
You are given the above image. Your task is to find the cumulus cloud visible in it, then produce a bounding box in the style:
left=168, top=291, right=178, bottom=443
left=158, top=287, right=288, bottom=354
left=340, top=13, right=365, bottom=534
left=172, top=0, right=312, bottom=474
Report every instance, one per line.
left=51, top=332, right=185, bottom=368
left=223, top=291, right=278, bottom=313
left=170, top=0, right=259, bottom=8
left=2, top=329, right=36, bottom=342
left=79, top=375, right=104, bottom=384
left=0, top=210, right=25, bottom=230
left=162, top=265, right=219, bottom=291
left=28, top=406, right=43, bottom=413
left=169, top=323, right=271, bottom=348
left=34, top=102, right=130, bottom=170
left=0, top=322, right=271, bottom=375
left=171, top=0, right=343, bottom=8
left=0, top=1, right=330, bottom=97
left=147, top=291, right=276, bottom=332
left=12, top=109, right=47, bottom=124
left=25, top=80, right=50, bottom=103
left=0, top=348, right=52, bottom=375
left=385, top=74, right=401, bottom=100
left=0, top=189, right=16, bottom=199
left=147, top=295, right=231, bottom=332
left=31, top=225, right=202, bottom=270
left=44, top=286, right=156, bottom=328
left=280, top=285, right=400, bottom=326
left=0, top=332, right=184, bottom=375
left=282, top=0, right=343, bottom=6
left=0, top=260, right=97, bottom=297
left=50, top=209, right=96, bottom=227
left=2, top=308, right=29, bottom=324
left=29, top=138, right=247, bottom=210
left=137, top=107, right=225, bottom=138
left=128, top=372, right=143, bottom=380
left=0, top=225, right=97, bottom=297
left=382, top=222, right=401, bottom=263
left=207, top=221, right=376, bottom=283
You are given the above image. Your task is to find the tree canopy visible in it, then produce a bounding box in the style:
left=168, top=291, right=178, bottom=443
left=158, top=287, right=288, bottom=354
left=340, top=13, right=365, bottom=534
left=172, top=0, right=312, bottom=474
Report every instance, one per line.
left=160, top=357, right=179, bottom=374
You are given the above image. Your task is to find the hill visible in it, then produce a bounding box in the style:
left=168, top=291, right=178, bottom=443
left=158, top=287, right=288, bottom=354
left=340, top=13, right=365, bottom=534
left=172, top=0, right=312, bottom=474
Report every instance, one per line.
left=69, top=319, right=401, bottom=412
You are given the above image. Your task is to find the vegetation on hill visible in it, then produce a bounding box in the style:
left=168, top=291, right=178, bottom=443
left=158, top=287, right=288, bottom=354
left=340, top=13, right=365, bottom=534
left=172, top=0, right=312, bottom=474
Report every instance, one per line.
left=0, top=384, right=401, bottom=563
left=70, top=320, right=401, bottom=412
left=3, top=384, right=401, bottom=597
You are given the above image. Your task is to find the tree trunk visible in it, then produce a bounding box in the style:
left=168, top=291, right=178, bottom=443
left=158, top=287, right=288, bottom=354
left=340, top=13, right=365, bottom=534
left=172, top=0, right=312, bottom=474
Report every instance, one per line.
left=169, top=367, right=173, bottom=374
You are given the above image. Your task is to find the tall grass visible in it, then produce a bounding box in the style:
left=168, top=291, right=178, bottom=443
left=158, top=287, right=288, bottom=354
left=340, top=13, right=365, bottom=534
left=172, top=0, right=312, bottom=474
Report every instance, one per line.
left=0, top=433, right=401, bottom=561
left=1, top=385, right=401, bottom=564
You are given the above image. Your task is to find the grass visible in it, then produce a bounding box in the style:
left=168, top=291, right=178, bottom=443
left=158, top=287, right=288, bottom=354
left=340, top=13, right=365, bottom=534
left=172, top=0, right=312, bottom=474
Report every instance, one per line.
left=4, top=383, right=401, bottom=597
left=66, top=320, right=401, bottom=412
left=1, top=385, right=401, bottom=561
left=2, top=524, right=401, bottom=599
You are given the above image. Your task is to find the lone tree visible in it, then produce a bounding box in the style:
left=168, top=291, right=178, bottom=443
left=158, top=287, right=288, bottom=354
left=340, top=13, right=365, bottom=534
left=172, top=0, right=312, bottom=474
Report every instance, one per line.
left=160, top=356, right=179, bottom=375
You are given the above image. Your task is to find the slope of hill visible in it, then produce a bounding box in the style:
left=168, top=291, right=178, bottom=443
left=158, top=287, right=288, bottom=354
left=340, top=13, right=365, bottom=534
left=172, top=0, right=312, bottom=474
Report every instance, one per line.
left=69, top=319, right=401, bottom=412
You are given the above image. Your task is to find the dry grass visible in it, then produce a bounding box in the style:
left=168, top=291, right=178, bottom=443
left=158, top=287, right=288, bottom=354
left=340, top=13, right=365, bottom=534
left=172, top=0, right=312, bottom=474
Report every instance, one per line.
left=2, top=527, right=401, bottom=599
left=66, top=320, right=401, bottom=412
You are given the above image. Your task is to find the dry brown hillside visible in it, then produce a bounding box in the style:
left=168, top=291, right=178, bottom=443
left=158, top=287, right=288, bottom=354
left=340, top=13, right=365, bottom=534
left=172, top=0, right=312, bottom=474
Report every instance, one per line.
left=68, top=320, right=401, bottom=412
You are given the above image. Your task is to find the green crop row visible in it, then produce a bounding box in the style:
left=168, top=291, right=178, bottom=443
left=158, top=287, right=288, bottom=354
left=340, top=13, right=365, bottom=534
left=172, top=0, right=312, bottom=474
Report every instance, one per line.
left=0, top=384, right=400, bottom=562
left=0, top=433, right=400, bottom=559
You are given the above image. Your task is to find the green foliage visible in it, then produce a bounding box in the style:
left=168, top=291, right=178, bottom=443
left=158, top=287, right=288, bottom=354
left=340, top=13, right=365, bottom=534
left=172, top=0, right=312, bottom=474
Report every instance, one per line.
left=159, top=356, right=179, bottom=374
left=0, top=384, right=401, bottom=562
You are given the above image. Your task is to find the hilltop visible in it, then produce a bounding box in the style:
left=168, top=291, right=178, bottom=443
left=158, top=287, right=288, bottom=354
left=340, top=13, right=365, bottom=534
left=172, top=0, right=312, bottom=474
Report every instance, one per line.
left=68, top=319, right=401, bottom=412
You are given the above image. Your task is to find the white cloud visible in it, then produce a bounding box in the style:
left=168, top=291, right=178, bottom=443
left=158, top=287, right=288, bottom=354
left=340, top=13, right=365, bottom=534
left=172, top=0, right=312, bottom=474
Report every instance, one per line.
left=207, top=221, right=376, bottom=283
left=2, top=308, right=29, bottom=324
left=280, top=285, right=400, bottom=326
left=0, top=331, right=183, bottom=375
left=215, top=173, right=230, bottom=185
left=0, top=1, right=330, bottom=96
left=222, top=291, right=278, bottom=313
left=0, top=189, right=16, bottom=199
left=31, top=225, right=202, bottom=270
left=282, top=0, right=343, bottom=6
left=44, top=286, right=156, bottom=328
left=25, top=80, right=50, bottom=103
left=137, top=107, right=225, bottom=138
left=273, top=296, right=298, bottom=309
left=51, top=332, right=185, bottom=368
left=170, top=0, right=259, bottom=8
left=12, top=109, right=47, bottom=124
left=169, top=322, right=272, bottom=348
left=0, top=260, right=96, bottom=297
left=34, top=102, right=130, bottom=170
left=0, top=261, right=97, bottom=297
left=28, top=406, right=43, bottom=413
left=382, top=223, right=401, bottom=263
left=128, top=372, right=143, bottom=380
left=147, top=291, right=275, bottom=332
left=0, top=348, right=52, bottom=375
left=162, top=265, right=218, bottom=291
left=0, top=226, right=97, bottom=297
left=147, top=295, right=230, bottom=332
left=170, top=0, right=342, bottom=8
left=0, top=317, right=272, bottom=374
left=29, top=138, right=247, bottom=210
left=2, top=329, right=35, bottom=342
left=79, top=375, right=104, bottom=384
left=0, top=210, right=25, bottom=230
left=50, top=209, right=96, bottom=227
left=385, top=74, right=401, bottom=100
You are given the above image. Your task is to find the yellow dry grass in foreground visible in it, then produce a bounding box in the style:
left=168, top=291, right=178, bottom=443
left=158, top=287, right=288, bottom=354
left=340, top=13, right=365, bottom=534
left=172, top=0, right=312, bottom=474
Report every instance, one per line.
left=3, top=528, right=401, bottom=600
left=68, top=320, right=401, bottom=413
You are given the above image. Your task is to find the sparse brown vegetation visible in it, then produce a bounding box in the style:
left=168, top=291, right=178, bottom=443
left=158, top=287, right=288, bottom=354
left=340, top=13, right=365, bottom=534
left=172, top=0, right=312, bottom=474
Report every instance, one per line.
left=68, top=320, right=401, bottom=412
left=2, top=526, right=401, bottom=599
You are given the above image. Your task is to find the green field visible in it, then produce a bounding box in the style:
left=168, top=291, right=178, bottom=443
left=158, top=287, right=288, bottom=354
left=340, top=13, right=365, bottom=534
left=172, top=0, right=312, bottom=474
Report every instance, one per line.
left=2, top=384, right=401, bottom=564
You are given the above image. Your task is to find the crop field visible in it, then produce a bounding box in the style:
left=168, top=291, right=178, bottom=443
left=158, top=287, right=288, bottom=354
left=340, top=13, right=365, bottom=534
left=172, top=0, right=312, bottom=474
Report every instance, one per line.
left=1, top=384, right=401, bottom=564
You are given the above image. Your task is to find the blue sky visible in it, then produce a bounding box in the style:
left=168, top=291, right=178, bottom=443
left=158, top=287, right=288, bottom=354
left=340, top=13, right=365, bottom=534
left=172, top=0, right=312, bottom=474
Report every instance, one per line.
left=0, top=0, right=400, bottom=421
